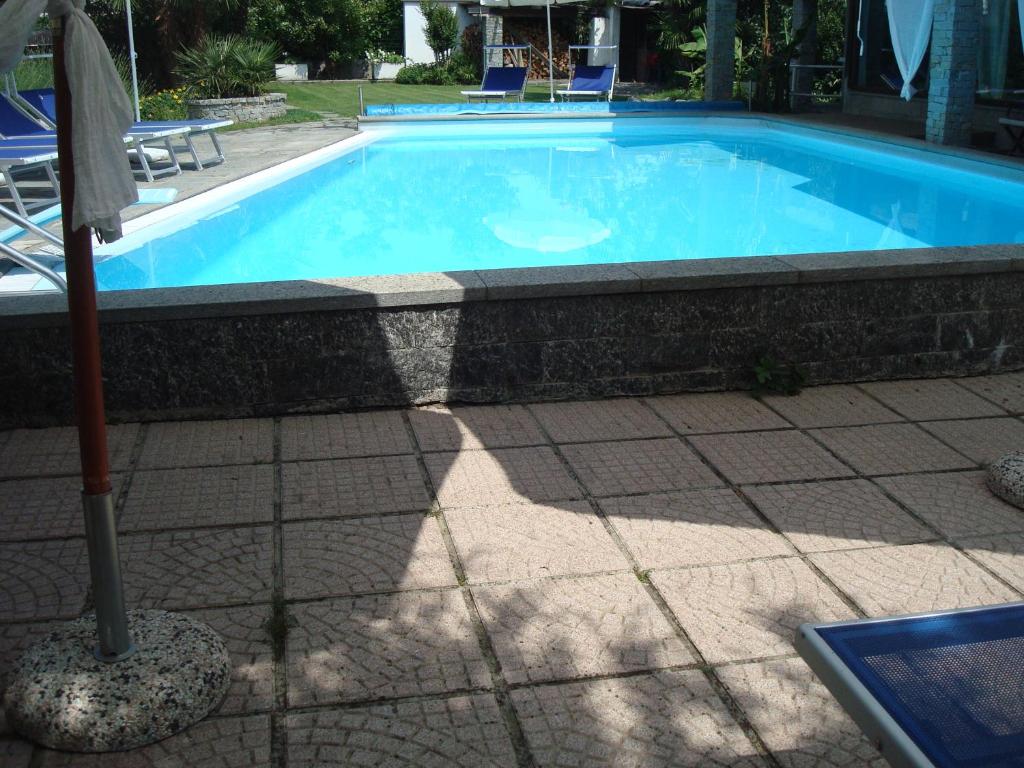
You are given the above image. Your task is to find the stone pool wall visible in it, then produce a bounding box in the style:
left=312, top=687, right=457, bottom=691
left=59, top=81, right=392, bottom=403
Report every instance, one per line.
left=1, top=249, right=1022, bottom=427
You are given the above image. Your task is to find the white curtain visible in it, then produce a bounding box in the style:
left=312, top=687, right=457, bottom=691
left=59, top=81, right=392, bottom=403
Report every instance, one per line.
left=885, top=0, right=936, bottom=100
left=0, top=0, right=137, bottom=241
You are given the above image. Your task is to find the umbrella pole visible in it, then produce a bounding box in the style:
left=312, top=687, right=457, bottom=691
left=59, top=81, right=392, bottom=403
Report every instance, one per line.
left=125, top=0, right=141, bottom=122
left=52, top=15, right=135, bottom=662
left=546, top=0, right=554, bottom=102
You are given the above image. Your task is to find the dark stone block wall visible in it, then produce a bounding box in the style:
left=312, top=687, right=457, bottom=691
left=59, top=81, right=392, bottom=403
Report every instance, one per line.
left=2, top=272, right=1022, bottom=427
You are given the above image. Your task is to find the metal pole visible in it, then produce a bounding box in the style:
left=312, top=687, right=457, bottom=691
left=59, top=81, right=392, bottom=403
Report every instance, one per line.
left=124, top=0, right=141, bottom=122
left=51, top=15, right=135, bottom=663
left=546, top=0, right=554, bottom=102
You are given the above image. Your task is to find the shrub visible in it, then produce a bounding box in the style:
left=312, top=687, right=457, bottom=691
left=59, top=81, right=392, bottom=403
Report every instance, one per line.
left=420, top=0, right=459, bottom=63
left=176, top=35, right=278, bottom=99
left=140, top=87, right=189, bottom=120
left=394, top=57, right=478, bottom=85
left=246, top=0, right=365, bottom=76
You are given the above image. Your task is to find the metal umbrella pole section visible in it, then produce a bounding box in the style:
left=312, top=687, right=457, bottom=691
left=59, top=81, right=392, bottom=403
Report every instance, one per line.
left=124, top=0, right=141, bottom=121
left=545, top=0, right=554, bottom=101
left=51, top=13, right=135, bottom=662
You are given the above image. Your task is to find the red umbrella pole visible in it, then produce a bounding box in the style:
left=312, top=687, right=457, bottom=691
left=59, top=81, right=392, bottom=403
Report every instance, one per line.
left=52, top=15, right=134, bottom=662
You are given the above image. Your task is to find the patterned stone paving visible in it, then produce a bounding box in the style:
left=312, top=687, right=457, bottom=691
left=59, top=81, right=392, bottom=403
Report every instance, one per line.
left=560, top=438, right=722, bottom=496
left=473, top=573, right=693, bottom=683
left=281, top=455, right=431, bottom=519
left=3, top=374, right=1024, bottom=766
left=810, top=423, right=975, bottom=475
left=286, top=590, right=490, bottom=706
left=445, top=501, right=630, bottom=582
left=528, top=399, right=672, bottom=443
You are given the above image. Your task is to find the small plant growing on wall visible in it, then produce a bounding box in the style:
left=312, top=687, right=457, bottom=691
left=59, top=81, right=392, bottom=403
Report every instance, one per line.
left=752, top=355, right=807, bottom=396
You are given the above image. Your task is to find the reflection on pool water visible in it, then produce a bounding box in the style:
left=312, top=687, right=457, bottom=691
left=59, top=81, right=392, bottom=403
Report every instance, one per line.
left=93, top=117, right=1024, bottom=290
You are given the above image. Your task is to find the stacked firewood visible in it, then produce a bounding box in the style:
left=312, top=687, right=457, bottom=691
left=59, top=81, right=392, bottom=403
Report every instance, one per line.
left=503, top=21, right=572, bottom=79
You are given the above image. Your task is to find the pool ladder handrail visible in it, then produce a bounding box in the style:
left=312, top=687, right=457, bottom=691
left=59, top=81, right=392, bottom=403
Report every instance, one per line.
left=0, top=205, right=67, bottom=292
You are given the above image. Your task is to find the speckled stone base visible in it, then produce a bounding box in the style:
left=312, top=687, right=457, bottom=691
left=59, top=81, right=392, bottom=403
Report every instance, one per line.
left=2, top=609, right=231, bottom=752
left=988, top=451, right=1024, bottom=510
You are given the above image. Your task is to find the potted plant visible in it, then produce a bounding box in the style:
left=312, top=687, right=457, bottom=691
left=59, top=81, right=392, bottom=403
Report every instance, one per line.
left=366, top=49, right=407, bottom=81
left=177, top=36, right=287, bottom=123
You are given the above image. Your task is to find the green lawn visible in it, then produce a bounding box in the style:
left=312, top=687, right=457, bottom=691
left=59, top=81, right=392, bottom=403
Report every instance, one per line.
left=276, top=81, right=567, bottom=118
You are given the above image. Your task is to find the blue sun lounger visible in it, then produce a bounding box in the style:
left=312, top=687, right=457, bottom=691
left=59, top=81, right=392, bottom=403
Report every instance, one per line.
left=0, top=93, right=188, bottom=182
left=17, top=88, right=232, bottom=170
left=797, top=602, right=1024, bottom=768
left=462, top=66, right=530, bottom=102
left=0, top=143, right=59, bottom=215
left=557, top=64, right=616, bottom=102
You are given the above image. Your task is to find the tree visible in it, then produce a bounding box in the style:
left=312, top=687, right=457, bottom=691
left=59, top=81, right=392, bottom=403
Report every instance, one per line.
left=420, top=0, right=459, bottom=64
left=246, top=0, right=366, bottom=77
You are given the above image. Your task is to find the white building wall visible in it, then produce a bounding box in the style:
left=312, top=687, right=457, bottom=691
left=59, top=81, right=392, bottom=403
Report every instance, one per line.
left=403, top=1, right=473, bottom=65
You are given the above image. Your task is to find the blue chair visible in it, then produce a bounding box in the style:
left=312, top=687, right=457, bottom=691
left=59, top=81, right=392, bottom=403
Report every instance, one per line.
left=797, top=602, right=1024, bottom=768
left=18, top=88, right=232, bottom=170
left=557, top=64, right=616, bottom=102
left=461, top=67, right=529, bottom=102
left=0, top=92, right=188, bottom=182
left=0, top=142, right=60, bottom=215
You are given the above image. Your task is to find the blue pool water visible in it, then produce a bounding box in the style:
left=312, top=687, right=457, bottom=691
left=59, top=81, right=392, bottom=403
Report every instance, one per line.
left=94, top=118, right=1024, bottom=290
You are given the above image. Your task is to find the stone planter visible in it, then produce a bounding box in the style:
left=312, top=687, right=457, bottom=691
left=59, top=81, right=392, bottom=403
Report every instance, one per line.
left=186, top=93, right=287, bottom=124
left=371, top=62, right=403, bottom=80
left=275, top=63, right=309, bottom=81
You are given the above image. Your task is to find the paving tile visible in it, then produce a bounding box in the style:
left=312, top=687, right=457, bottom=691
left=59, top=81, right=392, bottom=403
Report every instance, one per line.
left=529, top=399, right=672, bottom=443
left=474, top=573, right=692, bottom=684
left=119, top=465, right=274, bottom=531
left=186, top=605, right=274, bottom=715
left=0, top=476, right=117, bottom=542
left=919, top=417, right=1024, bottom=465
left=0, top=424, right=138, bottom=478
left=961, top=532, right=1024, bottom=593
left=0, top=539, right=89, bottom=622
left=653, top=558, right=854, bottom=663
left=860, top=379, right=1006, bottom=420
left=688, top=431, right=851, bottom=485
left=719, top=658, right=885, bottom=768
left=761, top=384, right=903, bottom=428
left=36, top=713, right=271, bottom=767
left=282, top=455, right=431, bottom=520
left=512, top=669, right=765, bottom=767
left=956, top=372, right=1024, bottom=414
left=445, top=501, right=629, bottom=583
left=877, top=471, right=1024, bottom=542
left=745, top=480, right=932, bottom=553
left=809, top=424, right=974, bottom=476
left=286, top=693, right=518, bottom=767
left=0, top=740, right=32, bottom=768
left=647, top=392, right=791, bottom=434
left=138, top=419, right=273, bottom=469
left=600, top=489, right=789, bottom=569
left=409, top=404, right=545, bottom=451
left=425, top=447, right=580, bottom=508
left=120, top=527, right=273, bottom=610
left=280, top=411, right=412, bottom=460
left=283, top=515, right=457, bottom=599
left=810, top=543, right=1017, bottom=616
left=561, top=438, right=722, bottom=497
left=286, top=590, right=490, bottom=706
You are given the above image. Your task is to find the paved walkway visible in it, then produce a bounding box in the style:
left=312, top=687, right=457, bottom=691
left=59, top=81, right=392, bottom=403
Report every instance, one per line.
left=2, top=374, right=1024, bottom=766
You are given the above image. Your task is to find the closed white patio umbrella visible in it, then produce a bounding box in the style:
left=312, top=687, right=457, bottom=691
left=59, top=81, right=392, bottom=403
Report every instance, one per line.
left=479, top=0, right=589, bottom=101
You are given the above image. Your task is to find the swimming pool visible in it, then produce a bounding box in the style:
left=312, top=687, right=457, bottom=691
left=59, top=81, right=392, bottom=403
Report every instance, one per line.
left=93, top=116, right=1024, bottom=291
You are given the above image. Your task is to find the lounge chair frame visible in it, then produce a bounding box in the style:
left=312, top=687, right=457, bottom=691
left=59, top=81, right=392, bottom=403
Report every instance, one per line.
left=462, top=45, right=531, bottom=102
left=797, top=601, right=1024, bottom=768
left=557, top=45, right=617, bottom=102
left=0, top=146, right=60, bottom=216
